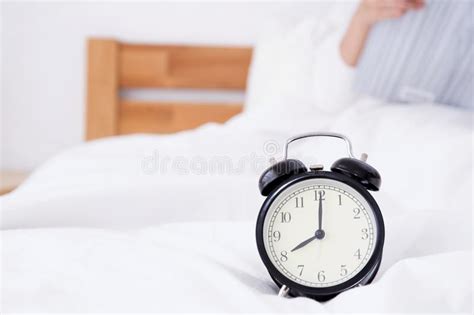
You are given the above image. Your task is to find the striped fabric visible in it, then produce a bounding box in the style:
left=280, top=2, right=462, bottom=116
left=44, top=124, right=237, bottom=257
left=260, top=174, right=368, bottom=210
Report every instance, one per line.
left=354, top=0, right=473, bottom=109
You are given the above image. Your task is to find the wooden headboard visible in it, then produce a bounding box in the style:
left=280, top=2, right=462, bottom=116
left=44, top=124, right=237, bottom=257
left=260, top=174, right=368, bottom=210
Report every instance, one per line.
left=85, top=38, right=252, bottom=140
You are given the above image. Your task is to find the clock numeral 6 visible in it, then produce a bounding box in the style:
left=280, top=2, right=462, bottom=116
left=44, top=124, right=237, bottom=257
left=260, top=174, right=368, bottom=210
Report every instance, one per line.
left=297, top=264, right=304, bottom=276
left=340, top=264, right=348, bottom=277
left=317, top=270, right=326, bottom=282
left=353, top=208, right=361, bottom=219
left=280, top=212, right=291, bottom=223
left=361, top=228, right=368, bottom=240
left=280, top=251, right=288, bottom=262
left=272, top=231, right=281, bottom=242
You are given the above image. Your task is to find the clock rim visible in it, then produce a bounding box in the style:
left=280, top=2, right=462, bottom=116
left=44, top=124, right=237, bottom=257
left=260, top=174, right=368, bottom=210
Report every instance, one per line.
left=256, top=171, right=385, bottom=299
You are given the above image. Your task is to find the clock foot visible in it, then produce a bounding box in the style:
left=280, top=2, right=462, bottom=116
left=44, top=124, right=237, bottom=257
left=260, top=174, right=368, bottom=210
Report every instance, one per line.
left=278, top=285, right=290, bottom=298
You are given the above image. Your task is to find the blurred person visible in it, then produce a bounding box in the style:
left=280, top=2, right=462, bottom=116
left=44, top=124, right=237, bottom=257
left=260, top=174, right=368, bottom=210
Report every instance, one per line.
left=340, top=0, right=473, bottom=109
left=341, top=0, right=425, bottom=66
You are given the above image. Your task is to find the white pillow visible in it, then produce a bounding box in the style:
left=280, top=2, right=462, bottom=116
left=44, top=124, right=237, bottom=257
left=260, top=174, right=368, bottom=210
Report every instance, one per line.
left=245, top=3, right=357, bottom=114
left=245, top=18, right=321, bottom=113
left=311, top=24, right=358, bottom=113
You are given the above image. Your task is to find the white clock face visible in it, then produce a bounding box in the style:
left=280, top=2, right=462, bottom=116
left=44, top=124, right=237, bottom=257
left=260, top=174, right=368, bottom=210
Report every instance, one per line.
left=263, top=178, right=377, bottom=288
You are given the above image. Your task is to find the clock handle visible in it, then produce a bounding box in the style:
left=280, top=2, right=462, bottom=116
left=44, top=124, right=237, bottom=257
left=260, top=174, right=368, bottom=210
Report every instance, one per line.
left=284, top=132, right=356, bottom=160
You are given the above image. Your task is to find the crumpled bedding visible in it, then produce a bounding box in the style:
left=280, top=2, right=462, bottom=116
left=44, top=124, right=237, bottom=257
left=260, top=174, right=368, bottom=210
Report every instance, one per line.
left=1, top=98, right=472, bottom=312
left=1, top=220, right=470, bottom=312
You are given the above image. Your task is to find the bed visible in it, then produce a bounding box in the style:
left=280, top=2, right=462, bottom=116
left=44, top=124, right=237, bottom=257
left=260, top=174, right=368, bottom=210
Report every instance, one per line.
left=85, top=39, right=251, bottom=140
left=1, top=9, right=472, bottom=313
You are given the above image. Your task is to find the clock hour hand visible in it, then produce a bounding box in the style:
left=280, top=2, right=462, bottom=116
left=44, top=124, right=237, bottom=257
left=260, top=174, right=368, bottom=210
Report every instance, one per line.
left=291, top=235, right=317, bottom=252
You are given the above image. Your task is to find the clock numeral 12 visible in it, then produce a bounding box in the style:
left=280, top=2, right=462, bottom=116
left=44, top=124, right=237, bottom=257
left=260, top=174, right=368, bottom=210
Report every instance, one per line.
left=338, top=194, right=342, bottom=206
left=314, top=190, right=325, bottom=201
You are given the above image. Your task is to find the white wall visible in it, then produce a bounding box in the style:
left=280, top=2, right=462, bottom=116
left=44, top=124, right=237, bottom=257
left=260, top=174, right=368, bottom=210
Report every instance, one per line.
left=1, top=0, right=336, bottom=171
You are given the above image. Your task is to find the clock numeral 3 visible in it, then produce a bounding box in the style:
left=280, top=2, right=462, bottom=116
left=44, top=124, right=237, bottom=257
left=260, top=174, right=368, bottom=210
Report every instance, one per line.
left=295, top=197, right=304, bottom=208
left=361, top=228, right=368, bottom=240
left=340, top=264, right=348, bottom=277
left=317, top=270, right=326, bottom=282
left=280, top=212, right=291, bottom=223
left=280, top=251, right=288, bottom=262
left=297, top=264, right=304, bottom=276
left=353, top=208, right=361, bottom=219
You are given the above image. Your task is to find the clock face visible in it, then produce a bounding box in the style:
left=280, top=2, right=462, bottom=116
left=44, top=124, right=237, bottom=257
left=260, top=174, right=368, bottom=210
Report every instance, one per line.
left=262, top=178, right=377, bottom=288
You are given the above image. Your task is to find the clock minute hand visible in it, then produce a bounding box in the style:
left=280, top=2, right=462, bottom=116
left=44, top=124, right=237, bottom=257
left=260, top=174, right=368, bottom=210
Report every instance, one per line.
left=318, top=192, right=323, bottom=231
left=291, top=235, right=318, bottom=252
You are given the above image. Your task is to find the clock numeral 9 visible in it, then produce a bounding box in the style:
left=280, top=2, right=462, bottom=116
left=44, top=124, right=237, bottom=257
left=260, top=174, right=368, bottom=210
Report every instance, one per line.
left=280, top=251, right=288, bottom=262
left=340, top=264, right=348, bottom=277
left=272, top=231, right=281, bottom=242
left=353, top=208, right=361, bottom=219
left=280, top=212, right=291, bottom=223
left=295, top=197, right=304, bottom=208
left=314, top=190, right=325, bottom=201
left=361, top=228, right=368, bottom=240
left=297, top=264, right=304, bottom=276
left=317, top=270, right=326, bottom=282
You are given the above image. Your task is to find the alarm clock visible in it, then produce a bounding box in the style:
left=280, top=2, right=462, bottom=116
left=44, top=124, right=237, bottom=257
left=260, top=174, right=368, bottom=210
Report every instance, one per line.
left=256, top=132, right=384, bottom=301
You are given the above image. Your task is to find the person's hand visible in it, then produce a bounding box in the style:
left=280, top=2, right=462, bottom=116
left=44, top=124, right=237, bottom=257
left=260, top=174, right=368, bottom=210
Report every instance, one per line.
left=356, top=0, right=425, bottom=27
left=340, top=0, right=425, bottom=66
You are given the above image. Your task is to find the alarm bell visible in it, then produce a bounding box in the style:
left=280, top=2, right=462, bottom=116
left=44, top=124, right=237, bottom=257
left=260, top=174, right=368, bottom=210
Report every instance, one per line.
left=259, top=159, right=307, bottom=196
left=258, top=132, right=381, bottom=196
left=331, top=157, right=381, bottom=191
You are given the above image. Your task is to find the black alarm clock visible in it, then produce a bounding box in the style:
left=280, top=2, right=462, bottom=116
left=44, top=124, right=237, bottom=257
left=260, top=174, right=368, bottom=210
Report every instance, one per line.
left=256, top=132, right=384, bottom=301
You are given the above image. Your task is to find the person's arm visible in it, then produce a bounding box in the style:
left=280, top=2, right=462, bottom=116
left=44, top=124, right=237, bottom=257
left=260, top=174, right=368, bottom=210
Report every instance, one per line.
left=340, top=0, right=424, bottom=67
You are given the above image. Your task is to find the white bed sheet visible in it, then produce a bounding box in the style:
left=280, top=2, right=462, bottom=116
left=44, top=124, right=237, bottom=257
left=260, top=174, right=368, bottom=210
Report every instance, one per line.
left=2, top=222, right=471, bottom=313
left=2, top=98, right=472, bottom=226
left=1, top=98, right=472, bottom=312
